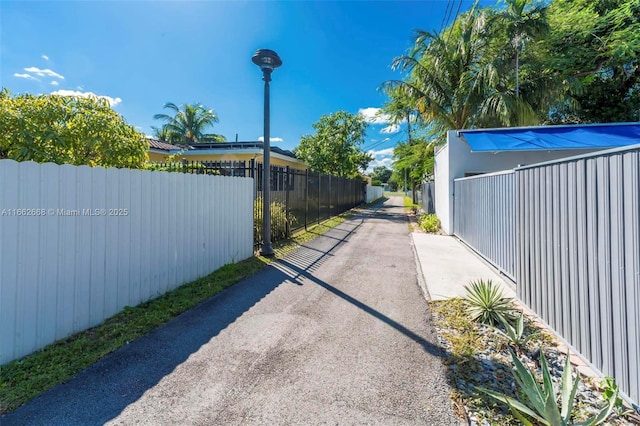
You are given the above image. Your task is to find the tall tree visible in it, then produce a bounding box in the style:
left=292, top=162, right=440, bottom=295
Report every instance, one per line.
left=294, top=111, right=372, bottom=178
left=493, top=0, right=549, bottom=97
left=541, top=0, right=640, bottom=123
left=151, top=125, right=179, bottom=144
left=370, top=166, right=393, bottom=183
left=0, top=89, right=148, bottom=168
left=382, top=7, right=538, bottom=143
left=153, top=102, right=226, bottom=144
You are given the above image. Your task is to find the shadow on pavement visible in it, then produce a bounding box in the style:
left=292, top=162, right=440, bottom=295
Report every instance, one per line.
left=1, top=205, right=370, bottom=426
left=278, top=257, right=445, bottom=359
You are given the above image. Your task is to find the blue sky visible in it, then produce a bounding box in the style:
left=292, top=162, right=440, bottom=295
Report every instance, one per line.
left=1, top=0, right=483, bottom=171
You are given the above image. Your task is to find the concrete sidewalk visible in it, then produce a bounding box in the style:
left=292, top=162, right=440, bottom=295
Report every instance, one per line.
left=411, top=233, right=515, bottom=301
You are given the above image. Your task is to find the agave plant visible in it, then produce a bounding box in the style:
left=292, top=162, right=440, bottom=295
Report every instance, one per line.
left=463, top=279, right=514, bottom=326
left=494, top=311, right=537, bottom=349
left=479, top=350, right=616, bottom=425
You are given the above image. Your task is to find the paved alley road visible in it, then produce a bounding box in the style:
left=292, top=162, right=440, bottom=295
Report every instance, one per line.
left=3, top=197, right=461, bottom=425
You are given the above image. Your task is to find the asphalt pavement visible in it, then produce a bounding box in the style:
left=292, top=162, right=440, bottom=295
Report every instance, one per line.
left=2, top=196, right=462, bottom=426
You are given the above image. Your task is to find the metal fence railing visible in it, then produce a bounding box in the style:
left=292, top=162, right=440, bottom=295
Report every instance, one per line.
left=151, top=160, right=366, bottom=245
left=453, top=171, right=515, bottom=280
left=515, top=146, right=640, bottom=404
left=450, top=145, right=640, bottom=404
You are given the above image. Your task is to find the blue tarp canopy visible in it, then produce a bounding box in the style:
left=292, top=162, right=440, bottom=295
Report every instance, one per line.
left=459, top=124, right=640, bottom=152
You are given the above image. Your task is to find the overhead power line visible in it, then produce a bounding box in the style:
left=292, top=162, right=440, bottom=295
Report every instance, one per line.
left=440, top=0, right=454, bottom=34
left=445, top=0, right=465, bottom=46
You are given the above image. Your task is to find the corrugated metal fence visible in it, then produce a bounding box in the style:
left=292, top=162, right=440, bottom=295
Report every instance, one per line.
left=421, top=182, right=436, bottom=214
left=516, top=147, right=640, bottom=404
left=0, top=160, right=254, bottom=364
left=451, top=145, right=640, bottom=403
left=454, top=171, right=515, bottom=280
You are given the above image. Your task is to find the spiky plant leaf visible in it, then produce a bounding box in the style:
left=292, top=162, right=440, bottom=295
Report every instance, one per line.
left=477, top=386, right=548, bottom=425
left=510, top=350, right=547, bottom=415
left=463, top=279, right=514, bottom=326
left=540, top=352, right=563, bottom=425
left=560, top=352, right=580, bottom=422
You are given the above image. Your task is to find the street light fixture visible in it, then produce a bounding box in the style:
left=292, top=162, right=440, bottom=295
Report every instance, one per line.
left=252, top=48, right=282, bottom=257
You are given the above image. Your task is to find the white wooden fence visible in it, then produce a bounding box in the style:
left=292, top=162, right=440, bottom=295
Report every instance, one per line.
left=0, top=160, right=254, bottom=364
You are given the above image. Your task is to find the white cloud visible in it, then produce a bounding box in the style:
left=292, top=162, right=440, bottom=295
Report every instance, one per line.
left=14, top=73, right=40, bottom=81
left=358, top=107, right=392, bottom=124
left=50, top=80, right=59, bottom=86
left=368, top=147, right=395, bottom=158
left=366, top=157, right=394, bottom=173
left=51, top=90, right=122, bottom=107
left=365, top=147, right=395, bottom=173
left=77, top=85, right=84, bottom=90
left=380, top=124, right=400, bottom=134
left=42, top=55, right=49, bottom=61
left=24, top=67, right=64, bottom=79
left=258, top=136, right=283, bottom=143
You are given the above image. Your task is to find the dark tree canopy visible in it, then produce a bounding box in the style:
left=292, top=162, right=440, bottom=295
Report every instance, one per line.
left=370, top=166, right=393, bottom=183
left=383, top=0, right=640, bottom=143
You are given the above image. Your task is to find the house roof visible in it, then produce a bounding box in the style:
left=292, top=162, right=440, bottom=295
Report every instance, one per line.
left=146, top=139, right=304, bottom=165
left=147, top=138, right=187, bottom=152
left=458, top=122, right=640, bottom=152
left=189, top=142, right=298, bottom=159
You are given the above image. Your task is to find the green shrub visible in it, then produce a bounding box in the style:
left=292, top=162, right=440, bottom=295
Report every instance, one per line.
left=418, top=213, right=440, bottom=233
left=371, top=179, right=382, bottom=186
left=464, top=279, right=514, bottom=326
left=145, top=162, right=220, bottom=174
left=254, top=196, right=297, bottom=242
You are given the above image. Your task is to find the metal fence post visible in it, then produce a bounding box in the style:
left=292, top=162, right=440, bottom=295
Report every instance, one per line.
left=328, top=175, right=332, bottom=218
left=285, top=166, right=290, bottom=237
left=305, top=168, right=309, bottom=231
left=318, top=173, right=321, bottom=225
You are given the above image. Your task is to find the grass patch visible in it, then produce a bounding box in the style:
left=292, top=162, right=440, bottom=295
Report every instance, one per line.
left=403, top=196, right=419, bottom=213
left=0, top=212, right=352, bottom=414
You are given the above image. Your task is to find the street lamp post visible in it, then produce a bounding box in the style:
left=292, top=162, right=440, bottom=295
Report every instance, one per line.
left=252, top=48, right=282, bottom=257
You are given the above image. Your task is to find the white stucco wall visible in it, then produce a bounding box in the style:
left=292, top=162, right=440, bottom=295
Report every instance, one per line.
left=435, top=130, right=605, bottom=234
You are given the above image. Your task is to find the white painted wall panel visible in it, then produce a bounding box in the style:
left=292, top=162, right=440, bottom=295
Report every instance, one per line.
left=0, top=160, right=253, bottom=364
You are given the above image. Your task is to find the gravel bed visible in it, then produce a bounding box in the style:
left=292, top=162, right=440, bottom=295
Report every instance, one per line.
left=429, top=298, right=640, bottom=425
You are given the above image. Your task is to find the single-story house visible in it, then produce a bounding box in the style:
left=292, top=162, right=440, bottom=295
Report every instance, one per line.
left=147, top=138, right=308, bottom=171
left=435, top=122, right=640, bottom=234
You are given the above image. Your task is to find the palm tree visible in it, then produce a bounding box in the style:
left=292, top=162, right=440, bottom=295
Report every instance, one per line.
left=493, top=0, right=549, bottom=97
left=153, top=102, right=226, bottom=145
left=383, top=6, right=546, bottom=134
left=151, top=125, right=180, bottom=144
left=382, top=8, right=496, bottom=143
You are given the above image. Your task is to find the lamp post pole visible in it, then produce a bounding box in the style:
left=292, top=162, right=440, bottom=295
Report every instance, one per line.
left=253, top=49, right=282, bottom=257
